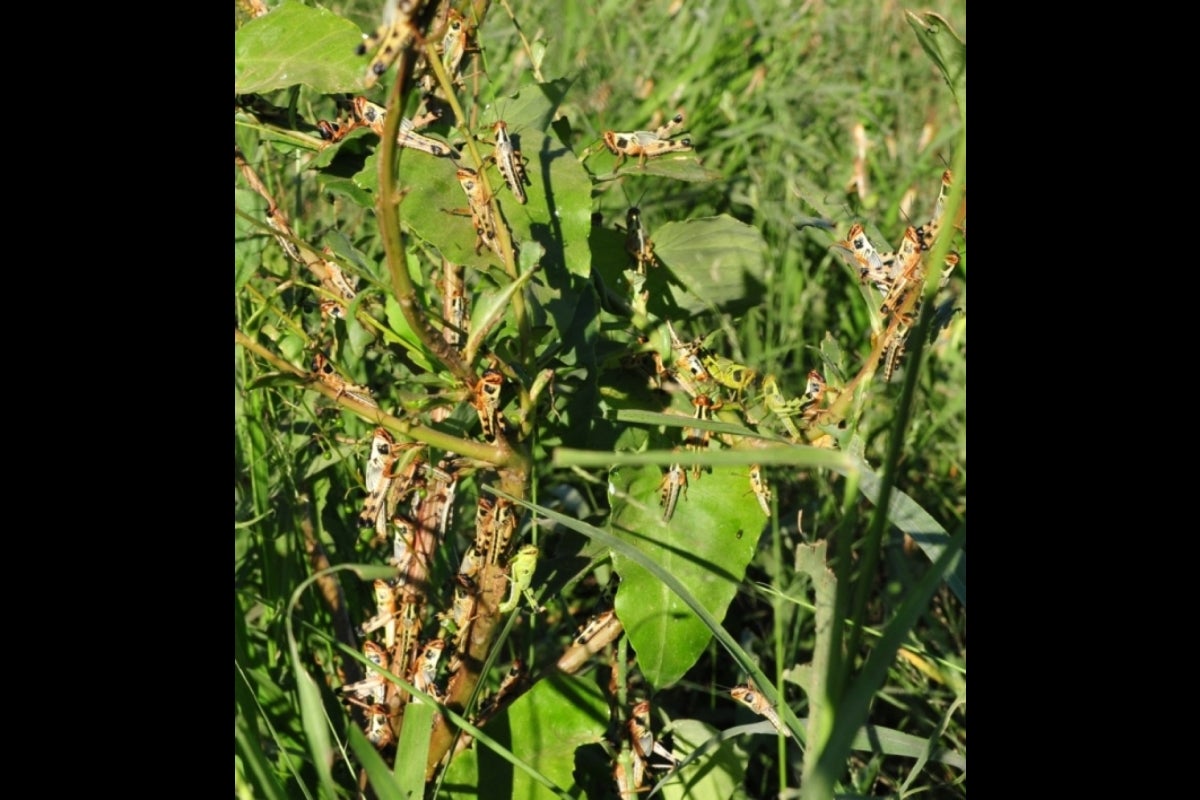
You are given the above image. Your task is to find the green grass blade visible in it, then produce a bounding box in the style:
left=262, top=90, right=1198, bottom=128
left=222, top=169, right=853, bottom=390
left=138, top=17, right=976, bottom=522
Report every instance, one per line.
left=393, top=700, right=435, bottom=793
left=347, top=725, right=405, bottom=800
left=803, top=529, right=966, bottom=799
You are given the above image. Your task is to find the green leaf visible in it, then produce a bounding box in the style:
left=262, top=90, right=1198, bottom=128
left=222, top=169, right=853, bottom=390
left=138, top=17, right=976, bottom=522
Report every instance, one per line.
left=393, top=699, right=434, bottom=794
left=235, top=1, right=367, bottom=94
left=482, top=82, right=595, bottom=279
left=346, top=725, right=404, bottom=800
left=847, top=447, right=966, bottom=606
left=609, top=464, right=765, bottom=687
left=384, top=294, right=437, bottom=372
left=905, top=11, right=966, bottom=118
left=653, top=216, right=768, bottom=315
left=657, top=719, right=747, bottom=800
left=489, top=489, right=798, bottom=738
left=441, top=672, right=607, bottom=799
left=294, top=666, right=335, bottom=796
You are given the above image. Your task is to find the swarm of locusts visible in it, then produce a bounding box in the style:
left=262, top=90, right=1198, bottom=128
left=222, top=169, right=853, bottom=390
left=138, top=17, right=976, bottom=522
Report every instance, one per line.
left=237, top=0, right=961, bottom=791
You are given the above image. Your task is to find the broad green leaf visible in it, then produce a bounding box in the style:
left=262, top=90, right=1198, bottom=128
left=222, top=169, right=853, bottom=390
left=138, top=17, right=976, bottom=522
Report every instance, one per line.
left=235, top=0, right=366, bottom=94
left=479, top=82, right=594, bottom=279
left=653, top=216, right=768, bottom=315
left=608, top=464, right=765, bottom=687
left=441, top=672, right=608, bottom=799
left=346, top=81, right=594, bottom=278
left=612, top=155, right=722, bottom=182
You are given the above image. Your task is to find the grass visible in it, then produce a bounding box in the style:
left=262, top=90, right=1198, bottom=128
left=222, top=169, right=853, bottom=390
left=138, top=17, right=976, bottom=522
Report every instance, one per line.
left=236, top=0, right=966, bottom=797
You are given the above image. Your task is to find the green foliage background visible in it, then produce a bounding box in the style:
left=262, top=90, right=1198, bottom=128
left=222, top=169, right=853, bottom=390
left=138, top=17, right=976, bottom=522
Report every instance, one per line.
left=236, top=0, right=965, bottom=797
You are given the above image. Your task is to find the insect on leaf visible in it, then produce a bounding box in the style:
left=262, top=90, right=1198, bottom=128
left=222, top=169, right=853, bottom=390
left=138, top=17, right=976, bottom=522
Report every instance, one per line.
left=608, top=464, right=765, bottom=687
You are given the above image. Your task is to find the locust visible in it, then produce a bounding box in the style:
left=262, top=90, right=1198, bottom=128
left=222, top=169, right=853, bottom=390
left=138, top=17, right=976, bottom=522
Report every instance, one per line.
left=625, top=207, right=657, bottom=272
left=351, top=96, right=452, bottom=157
left=472, top=369, right=505, bottom=441
left=659, top=463, right=688, bottom=522
left=498, top=544, right=542, bottom=614
left=604, top=112, right=693, bottom=169
left=731, top=684, right=792, bottom=737
left=311, top=352, right=378, bottom=407
left=760, top=373, right=805, bottom=441
left=410, top=637, right=446, bottom=701
left=455, top=168, right=503, bottom=257
left=702, top=353, right=757, bottom=399
left=360, top=579, right=399, bottom=648
left=556, top=610, right=622, bottom=673
left=748, top=464, right=771, bottom=517
left=359, top=429, right=398, bottom=529
left=439, top=9, right=475, bottom=85
left=841, top=223, right=893, bottom=295
left=339, top=641, right=390, bottom=703
left=683, top=394, right=722, bottom=478
left=356, top=0, right=429, bottom=89
left=318, top=254, right=358, bottom=319
left=491, top=121, right=528, bottom=204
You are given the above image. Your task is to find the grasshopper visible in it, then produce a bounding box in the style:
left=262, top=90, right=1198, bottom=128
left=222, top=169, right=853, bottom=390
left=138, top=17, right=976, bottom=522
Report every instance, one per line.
left=360, top=579, right=399, bottom=648
left=665, top=321, right=710, bottom=385
left=604, top=113, right=693, bottom=169
left=878, top=226, right=924, bottom=322
left=454, top=168, right=503, bottom=258
left=473, top=368, right=505, bottom=441
left=731, top=683, right=792, bottom=737
left=359, top=429, right=398, bottom=529
left=702, top=353, right=757, bottom=399
left=760, top=374, right=804, bottom=441
left=490, top=121, right=529, bottom=204
left=683, top=395, right=722, bottom=477
left=472, top=496, right=517, bottom=566
left=659, top=463, right=688, bottom=522
left=356, top=0, right=429, bottom=89
left=388, top=517, right=419, bottom=577
left=364, top=703, right=395, bottom=747
left=748, top=464, right=772, bottom=517
left=438, top=574, right=478, bottom=660
left=410, top=637, right=446, bottom=700
left=442, top=262, right=468, bottom=348
left=351, top=96, right=452, bottom=157
left=439, top=9, right=475, bottom=85
left=311, top=352, right=378, bottom=407
left=625, top=207, right=658, bottom=272
left=629, top=700, right=679, bottom=767
left=556, top=610, right=622, bottom=673
left=339, top=641, right=390, bottom=703
left=499, top=544, right=542, bottom=614
left=841, top=223, right=893, bottom=295
left=915, top=169, right=954, bottom=252
left=318, top=253, right=358, bottom=318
